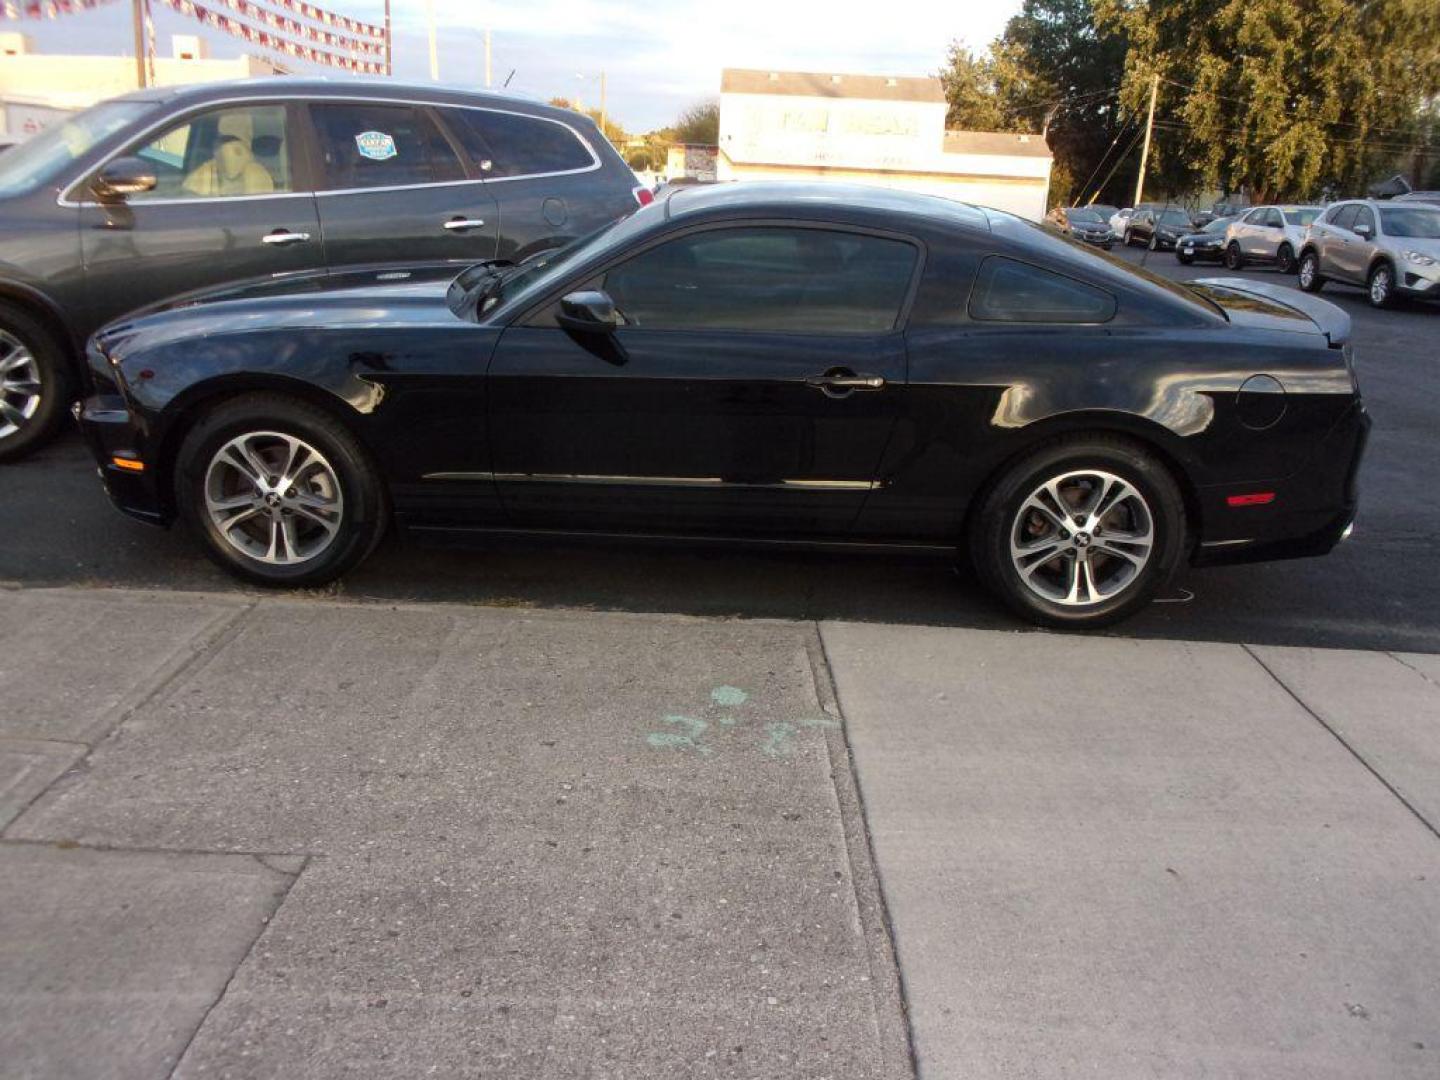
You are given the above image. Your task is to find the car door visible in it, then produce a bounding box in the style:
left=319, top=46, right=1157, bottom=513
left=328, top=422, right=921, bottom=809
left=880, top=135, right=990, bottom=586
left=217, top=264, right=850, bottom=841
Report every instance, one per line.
left=1233, top=208, right=1262, bottom=256
left=79, top=101, right=325, bottom=329
left=1342, top=205, right=1380, bottom=280
left=1257, top=208, right=1286, bottom=258
left=485, top=223, right=920, bottom=538
left=307, top=100, right=499, bottom=269
left=1316, top=204, right=1358, bottom=279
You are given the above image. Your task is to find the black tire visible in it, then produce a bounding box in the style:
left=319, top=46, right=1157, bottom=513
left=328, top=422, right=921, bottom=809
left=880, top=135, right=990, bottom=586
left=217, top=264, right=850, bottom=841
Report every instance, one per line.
left=969, top=436, right=1188, bottom=630
left=1147, top=234, right=1158, bottom=252
left=1122, top=229, right=1134, bottom=247
left=1367, top=260, right=1396, bottom=309
left=1276, top=243, right=1296, bottom=275
left=1176, top=251, right=1194, bottom=265
left=0, top=301, right=71, bottom=464
left=1224, top=242, right=1244, bottom=271
left=1297, top=250, right=1325, bottom=292
left=174, top=393, right=389, bottom=588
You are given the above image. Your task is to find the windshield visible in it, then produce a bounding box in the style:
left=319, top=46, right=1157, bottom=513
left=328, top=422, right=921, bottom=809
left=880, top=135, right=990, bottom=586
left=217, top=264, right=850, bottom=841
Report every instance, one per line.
left=1282, top=208, right=1321, bottom=227
left=1068, top=209, right=1102, bottom=224
left=1380, top=206, right=1440, bottom=239
left=1089, top=205, right=1118, bottom=218
left=1203, top=217, right=1231, bottom=234
left=0, top=100, right=155, bottom=199
left=1158, top=209, right=1192, bottom=225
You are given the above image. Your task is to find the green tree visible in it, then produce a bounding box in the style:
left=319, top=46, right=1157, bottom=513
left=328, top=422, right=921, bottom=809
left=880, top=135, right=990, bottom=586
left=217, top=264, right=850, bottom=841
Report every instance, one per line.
left=1096, top=0, right=1440, bottom=201
left=939, top=45, right=1007, bottom=130
left=672, top=101, right=719, bottom=145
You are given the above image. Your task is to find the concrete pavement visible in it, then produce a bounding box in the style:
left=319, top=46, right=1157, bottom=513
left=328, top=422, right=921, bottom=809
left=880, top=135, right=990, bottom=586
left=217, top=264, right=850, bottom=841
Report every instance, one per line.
left=1, top=585, right=1437, bottom=1078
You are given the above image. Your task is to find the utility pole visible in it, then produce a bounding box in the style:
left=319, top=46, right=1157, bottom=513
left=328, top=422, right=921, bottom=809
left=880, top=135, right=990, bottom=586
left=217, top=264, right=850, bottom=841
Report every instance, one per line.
left=131, top=0, right=146, bottom=88
left=1133, top=72, right=1159, bottom=207
left=484, top=28, right=492, bottom=88
left=383, top=0, right=392, bottom=77
left=426, top=0, right=439, bottom=81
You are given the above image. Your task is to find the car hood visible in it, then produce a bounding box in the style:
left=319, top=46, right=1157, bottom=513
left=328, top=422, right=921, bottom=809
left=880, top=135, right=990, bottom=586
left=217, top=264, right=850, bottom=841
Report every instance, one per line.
left=1390, top=236, right=1440, bottom=257
left=1190, top=277, right=1350, bottom=346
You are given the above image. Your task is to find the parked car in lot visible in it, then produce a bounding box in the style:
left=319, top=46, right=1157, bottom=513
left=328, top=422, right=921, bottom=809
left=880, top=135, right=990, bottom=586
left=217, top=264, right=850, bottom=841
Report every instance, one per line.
left=0, top=78, right=647, bottom=462
left=1108, top=206, right=1133, bottom=235
left=1043, top=205, right=1115, bottom=248
left=78, top=182, right=1368, bottom=629
left=1123, top=207, right=1194, bottom=250
left=1173, top=216, right=1236, bottom=264
left=1222, top=204, right=1323, bottom=273
left=1298, top=199, right=1440, bottom=308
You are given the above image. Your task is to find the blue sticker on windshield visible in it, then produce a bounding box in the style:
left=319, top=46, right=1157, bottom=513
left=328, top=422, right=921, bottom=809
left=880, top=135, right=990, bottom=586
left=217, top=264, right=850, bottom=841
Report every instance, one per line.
left=355, top=131, right=398, bottom=161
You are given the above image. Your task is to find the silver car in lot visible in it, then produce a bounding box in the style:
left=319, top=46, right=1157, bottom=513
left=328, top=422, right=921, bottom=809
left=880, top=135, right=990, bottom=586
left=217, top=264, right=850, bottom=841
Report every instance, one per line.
left=1222, top=204, right=1323, bottom=273
left=1297, top=199, right=1440, bottom=308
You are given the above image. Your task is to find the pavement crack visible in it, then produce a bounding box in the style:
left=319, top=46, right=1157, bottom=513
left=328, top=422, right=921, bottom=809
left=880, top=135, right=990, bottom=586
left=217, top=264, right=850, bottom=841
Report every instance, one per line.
left=1243, top=644, right=1440, bottom=843
left=1389, top=651, right=1440, bottom=691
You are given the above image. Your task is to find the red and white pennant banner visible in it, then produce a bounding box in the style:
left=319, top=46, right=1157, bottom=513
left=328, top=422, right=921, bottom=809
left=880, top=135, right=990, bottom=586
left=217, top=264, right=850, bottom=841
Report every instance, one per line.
left=267, top=0, right=381, bottom=42
left=156, top=0, right=386, bottom=73
left=194, top=0, right=382, bottom=55
left=1, top=0, right=385, bottom=48
left=1, top=0, right=120, bottom=18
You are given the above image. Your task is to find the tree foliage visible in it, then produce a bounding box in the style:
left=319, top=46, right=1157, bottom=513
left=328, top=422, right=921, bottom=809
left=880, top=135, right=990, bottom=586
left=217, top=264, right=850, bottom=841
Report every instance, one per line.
left=1095, top=0, right=1440, bottom=201
left=672, top=101, right=720, bottom=145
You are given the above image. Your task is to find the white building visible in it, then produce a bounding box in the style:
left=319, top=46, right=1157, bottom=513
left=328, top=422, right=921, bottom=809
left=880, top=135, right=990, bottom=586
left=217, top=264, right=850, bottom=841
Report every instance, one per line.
left=718, top=68, right=1053, bottom=220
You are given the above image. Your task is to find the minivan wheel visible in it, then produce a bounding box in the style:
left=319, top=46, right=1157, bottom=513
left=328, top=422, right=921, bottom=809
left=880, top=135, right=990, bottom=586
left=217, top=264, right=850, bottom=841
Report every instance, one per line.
left=1297, top=251, right=1325, bottom=292
left=1368, top=261, right=1395, bottom=309
left=175, top=394, right=388, bottom=588
left=0, top=302, right=69, bottom=464
left=970, top=437, right=1186, bottom=629
left=1276, top=244, right=1296, bottom=274
left=1224, top=242, right=1244, bottom=271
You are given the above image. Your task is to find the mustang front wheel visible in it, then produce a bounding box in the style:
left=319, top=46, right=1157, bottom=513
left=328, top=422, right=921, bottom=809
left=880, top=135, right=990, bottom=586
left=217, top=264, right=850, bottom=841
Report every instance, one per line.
left=971, top=438, right=1187, bottom=628
left=176, top=395, right=388, bottom=587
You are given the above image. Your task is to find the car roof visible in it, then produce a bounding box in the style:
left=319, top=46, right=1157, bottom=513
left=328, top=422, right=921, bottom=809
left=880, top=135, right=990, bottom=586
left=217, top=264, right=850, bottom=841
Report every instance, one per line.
left=664, top=181, right=992, bottom=233
left=108, top=76, right=561, bottom=115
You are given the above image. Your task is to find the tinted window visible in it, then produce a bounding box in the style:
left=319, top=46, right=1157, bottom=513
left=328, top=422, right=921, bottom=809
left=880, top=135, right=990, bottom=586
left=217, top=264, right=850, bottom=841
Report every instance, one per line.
left=1352, top=206, right=1376, bottom=234
left=1243, top=209, right=1266, bottom=224
left=602, top=227, right=916, bottom=333
left=444, top=109, right=594, bottom=178
left=311, top=103, right=463, bottom=190
left=1327, top=204, right=1358, bottom=229
left=1158, top=209, right=1191, bottom=225
left=1265, top=209, right=1285, bottom=227
left=126, top=104, right=291, bottom=200
left=10, top=100, right=155, bottom=199
left=968, top=256, right=1116, bottom=324
left=1380, top=206, right=1440, bottom=238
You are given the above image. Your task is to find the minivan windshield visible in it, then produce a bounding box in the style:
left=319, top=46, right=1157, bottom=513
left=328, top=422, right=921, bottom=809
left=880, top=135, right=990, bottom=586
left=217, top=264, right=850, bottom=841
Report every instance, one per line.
left=0, top=100, right=156, bottom=199
left=1380, top=206, right=1440, bottom=239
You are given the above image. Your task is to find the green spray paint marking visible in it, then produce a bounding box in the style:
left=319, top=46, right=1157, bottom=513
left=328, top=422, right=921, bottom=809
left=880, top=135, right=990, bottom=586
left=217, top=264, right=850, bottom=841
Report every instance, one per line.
left=760, top=721, right=798, bottom=759
left=646, top=715, right=712, bottom=756
left=711, top=686, right=749, bottom=708
left=799, top=714, right=840, bottom=729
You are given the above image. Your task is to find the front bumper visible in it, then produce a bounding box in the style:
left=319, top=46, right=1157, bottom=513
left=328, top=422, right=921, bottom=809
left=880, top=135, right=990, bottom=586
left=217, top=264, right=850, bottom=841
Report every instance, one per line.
left=1397, top=260, right=1440, bottom=297
left=75, top=395, right=170, bottom=527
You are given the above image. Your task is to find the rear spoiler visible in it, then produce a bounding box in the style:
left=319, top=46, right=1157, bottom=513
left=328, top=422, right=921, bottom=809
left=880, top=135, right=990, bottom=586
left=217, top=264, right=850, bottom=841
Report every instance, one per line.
left=1193, top=276, right=1351, bottom=347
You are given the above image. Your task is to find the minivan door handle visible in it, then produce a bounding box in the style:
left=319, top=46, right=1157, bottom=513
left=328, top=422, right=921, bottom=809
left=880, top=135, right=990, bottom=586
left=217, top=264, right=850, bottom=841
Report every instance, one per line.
left=261, top=229, right=311, bottom=246
left=443, top=218, right=487, bottom=232
left=806, top=368, right=886, bottom=397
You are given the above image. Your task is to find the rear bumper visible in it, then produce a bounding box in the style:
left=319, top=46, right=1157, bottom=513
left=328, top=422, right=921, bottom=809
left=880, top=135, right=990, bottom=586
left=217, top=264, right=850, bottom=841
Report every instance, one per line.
left=1192, top=402, right=1369, bottom=567
left=74, top=396, right=170, bottom=527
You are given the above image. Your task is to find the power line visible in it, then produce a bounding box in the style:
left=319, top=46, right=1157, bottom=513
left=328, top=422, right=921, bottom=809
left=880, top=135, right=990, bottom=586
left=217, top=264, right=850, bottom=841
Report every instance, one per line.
left=1157, top=76, right=1429, bottom=140
left=1150, top=118, right=1427, bottom=155
left=1070, top=119, right=1137, bottom=205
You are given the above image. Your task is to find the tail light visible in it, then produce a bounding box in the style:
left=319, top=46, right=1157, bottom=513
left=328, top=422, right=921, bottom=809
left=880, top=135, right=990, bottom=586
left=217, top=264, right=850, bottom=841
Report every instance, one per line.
left=632, top=185, right=654, bottom=207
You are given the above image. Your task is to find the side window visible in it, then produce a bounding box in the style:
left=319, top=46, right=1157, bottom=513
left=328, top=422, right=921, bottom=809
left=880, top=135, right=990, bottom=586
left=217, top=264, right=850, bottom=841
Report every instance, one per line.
left=1243, top=209, right=1263, bottom=224
left=601, top=227, right=917, bottom=334
left=310, top=103, right=464, bottom=190
left=1328, top=204, right=1358, bottom=230
left=1352, top=206, right=1376, bottom=234
left=968, top=256, right=1116, bottom=324
left=1266, top=209, right=1285, bottom=227
left=443, top=109, right=594, bottom=178
left=124, top=104, right=291, bottom=200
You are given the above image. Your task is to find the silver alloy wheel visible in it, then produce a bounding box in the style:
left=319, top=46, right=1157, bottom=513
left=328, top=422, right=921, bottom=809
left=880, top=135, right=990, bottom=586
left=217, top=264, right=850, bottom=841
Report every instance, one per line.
left=0, top=329, right=42, bottom=440
left=1009, top=469, right=1155, bottom=607
left=1298, top=255, right=1315, bottom=288
left=1370, top=265, right=1390, bottom=305
left=204, top=431, right=343, bottom=566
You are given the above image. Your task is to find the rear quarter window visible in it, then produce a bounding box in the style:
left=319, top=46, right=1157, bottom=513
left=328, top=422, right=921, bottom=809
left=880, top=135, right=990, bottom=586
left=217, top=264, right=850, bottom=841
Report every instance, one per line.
left=443, top=109, right=596, bottom=178
left=968, top=256, right=1116, bottom=324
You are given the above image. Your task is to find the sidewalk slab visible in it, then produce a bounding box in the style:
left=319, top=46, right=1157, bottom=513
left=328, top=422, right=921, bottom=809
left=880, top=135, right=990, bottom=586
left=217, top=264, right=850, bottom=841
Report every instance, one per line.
left=822, top=623, right=1440, bottom=1079
left=1250, top=646, right=1440, bottom=833
left=0, top=738, right=84, bottom=829
left=0, top=843, right=297, bottom=1080
left=0, top=589, right=244, bottom=743
left=12, top=598, right=904, bottom=1079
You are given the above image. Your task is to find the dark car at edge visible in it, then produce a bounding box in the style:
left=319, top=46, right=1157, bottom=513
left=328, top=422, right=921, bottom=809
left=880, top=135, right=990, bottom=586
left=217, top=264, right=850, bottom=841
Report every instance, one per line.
left=1174, top=216, right=1237, bottom=264
left=78, top=183, right=1368, bottom=629
left=0, top=77, right=647, bottom=462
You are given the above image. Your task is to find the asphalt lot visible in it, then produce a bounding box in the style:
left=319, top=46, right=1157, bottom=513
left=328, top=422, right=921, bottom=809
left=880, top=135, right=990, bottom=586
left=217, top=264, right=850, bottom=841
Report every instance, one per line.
left=1, top=244, right=1435, bottom=653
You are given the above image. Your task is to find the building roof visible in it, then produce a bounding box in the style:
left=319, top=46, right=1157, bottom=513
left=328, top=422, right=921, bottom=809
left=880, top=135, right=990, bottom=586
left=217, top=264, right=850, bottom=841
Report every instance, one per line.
left=720, top=68, right=946, bottom=104
left=944, top=130, right=1053, bottom=159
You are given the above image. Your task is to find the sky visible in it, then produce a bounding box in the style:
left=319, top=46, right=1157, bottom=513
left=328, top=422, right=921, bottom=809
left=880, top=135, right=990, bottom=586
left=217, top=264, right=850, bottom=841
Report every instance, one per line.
left=18, top=0, right=1022, bottom=131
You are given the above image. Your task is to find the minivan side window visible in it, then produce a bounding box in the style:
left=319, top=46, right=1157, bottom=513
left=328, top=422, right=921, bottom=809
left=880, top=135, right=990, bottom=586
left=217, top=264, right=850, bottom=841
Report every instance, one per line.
left=968, top=256, right=1117, bottom=324
left=124, top=104, right=292, bottom=200
left=442, top=109, right=595, bottom=178
left=1352, top=206, right=1376, bottom=234
left=310, top=103, right=464, bottom=190
left=601, top=227, right=917, bottom=334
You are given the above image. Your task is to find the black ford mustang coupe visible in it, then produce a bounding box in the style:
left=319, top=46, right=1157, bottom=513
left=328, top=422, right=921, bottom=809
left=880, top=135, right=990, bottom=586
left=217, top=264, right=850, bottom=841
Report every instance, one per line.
left=79, top=183, right=1367, bottom=628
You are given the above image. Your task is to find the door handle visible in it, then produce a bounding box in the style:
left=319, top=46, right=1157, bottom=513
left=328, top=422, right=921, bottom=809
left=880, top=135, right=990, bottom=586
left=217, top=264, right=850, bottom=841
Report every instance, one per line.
left=806, top=369, right=886, bottom=397
left=262, top=230, right=311, bottom=246
left=443, top=218, right=486, bottom=232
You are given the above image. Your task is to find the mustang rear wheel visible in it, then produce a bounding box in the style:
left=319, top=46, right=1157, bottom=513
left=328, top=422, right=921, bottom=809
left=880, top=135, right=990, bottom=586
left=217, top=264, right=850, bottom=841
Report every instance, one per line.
left=0, top=302, right=69, bottom=464
left=971, top=437, right=1187, bottom=629
left=176, top=394, right=388, bottom=587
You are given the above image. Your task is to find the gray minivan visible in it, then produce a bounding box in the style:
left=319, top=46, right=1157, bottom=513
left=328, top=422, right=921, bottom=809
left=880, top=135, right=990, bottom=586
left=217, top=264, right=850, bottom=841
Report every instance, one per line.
left=0, top=78, right=647, bottom=460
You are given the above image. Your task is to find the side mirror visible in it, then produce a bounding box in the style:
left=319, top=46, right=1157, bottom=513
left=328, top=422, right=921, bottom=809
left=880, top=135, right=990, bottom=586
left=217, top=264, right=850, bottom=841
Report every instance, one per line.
left=92, top=156, right=157, bottom=201
left=1353, top=223, right=1373, bottom=238
left=556, top=290, right=619, bottom=334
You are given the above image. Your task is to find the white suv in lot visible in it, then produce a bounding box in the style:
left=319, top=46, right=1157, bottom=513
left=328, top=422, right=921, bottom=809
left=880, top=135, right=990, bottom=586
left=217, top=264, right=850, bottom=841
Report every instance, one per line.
left=1298, top=199, right=1440, bottom=308
left=1222, top=204, right=1324, bottom=273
